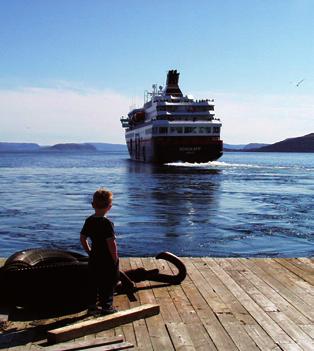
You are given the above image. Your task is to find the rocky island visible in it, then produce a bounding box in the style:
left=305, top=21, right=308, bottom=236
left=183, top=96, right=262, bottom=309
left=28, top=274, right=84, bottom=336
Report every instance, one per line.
left=224, top=133, right=314, bottom=153
left=253, top=133, right=314, bottom=152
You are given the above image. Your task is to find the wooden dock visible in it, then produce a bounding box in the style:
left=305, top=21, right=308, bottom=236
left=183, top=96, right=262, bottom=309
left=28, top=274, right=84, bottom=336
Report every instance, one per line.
left=0, top=257, right=313, bottom=350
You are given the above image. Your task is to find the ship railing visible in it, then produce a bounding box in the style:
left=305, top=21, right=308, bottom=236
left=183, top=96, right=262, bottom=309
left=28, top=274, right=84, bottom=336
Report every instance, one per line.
left=155, top=115, right=214, bottom=121
left=156, top=111, right=214, bottom=116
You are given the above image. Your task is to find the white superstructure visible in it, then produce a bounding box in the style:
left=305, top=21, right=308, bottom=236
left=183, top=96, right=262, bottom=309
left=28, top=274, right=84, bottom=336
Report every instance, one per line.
left=121, top=70, right=223, bottom=163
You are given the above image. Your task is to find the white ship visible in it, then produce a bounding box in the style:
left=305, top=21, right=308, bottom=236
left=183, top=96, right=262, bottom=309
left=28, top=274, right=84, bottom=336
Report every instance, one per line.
left=120, top=70, right=223, bottom=163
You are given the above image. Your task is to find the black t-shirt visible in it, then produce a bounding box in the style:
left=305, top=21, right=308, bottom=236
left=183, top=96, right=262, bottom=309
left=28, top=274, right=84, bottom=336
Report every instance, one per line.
left=80, top=215, right=115, bottom=262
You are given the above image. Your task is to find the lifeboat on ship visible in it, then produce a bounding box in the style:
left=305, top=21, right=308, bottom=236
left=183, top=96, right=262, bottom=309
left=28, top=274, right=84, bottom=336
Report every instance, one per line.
left=132, top=110, right=145, bottom=123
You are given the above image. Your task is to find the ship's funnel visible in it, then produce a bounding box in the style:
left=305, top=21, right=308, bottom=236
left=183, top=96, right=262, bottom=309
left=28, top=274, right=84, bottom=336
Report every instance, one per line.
left=164, top=70, right=183, bottom=97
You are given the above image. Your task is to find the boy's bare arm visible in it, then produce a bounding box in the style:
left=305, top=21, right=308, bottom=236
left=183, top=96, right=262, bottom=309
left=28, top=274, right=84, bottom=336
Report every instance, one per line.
left=80, top=234, right=91, bottom=255
left=107, top=238, right=118, bottom=263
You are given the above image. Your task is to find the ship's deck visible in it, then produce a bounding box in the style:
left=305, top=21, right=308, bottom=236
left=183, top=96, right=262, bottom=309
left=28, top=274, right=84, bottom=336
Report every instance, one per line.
left=0, top=257, right=313, bottom=350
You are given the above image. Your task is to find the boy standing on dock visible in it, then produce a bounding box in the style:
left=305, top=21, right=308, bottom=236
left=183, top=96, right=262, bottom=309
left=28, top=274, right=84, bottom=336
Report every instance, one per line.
left=80, top=188, right=119, bottom=315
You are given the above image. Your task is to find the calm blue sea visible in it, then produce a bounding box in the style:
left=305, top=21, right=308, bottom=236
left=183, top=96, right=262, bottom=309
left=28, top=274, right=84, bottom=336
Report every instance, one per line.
left=0, top=151, right=313, bottom=258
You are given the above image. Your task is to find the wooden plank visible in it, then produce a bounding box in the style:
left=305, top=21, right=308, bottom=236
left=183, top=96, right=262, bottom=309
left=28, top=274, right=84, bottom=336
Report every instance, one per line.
left=289, top=258, right=314, bottom=273
left=154, top=259, right=218, bottom=350
left=117, top=325, right=135, bottom=350
left=70, top=342, right=134, bottom=350
left=274, top=258, right=314, bottom=286
left=261, top=259, right=314, bottom=305
left=242, top=258, right=314, bottom=323
left=300, top=325, right=314, bottom=338
left=128, top=258, right=153, bottom=351
left=148, top=257, right=181, bottom=323
left=168, top=283, right=204, bottom=325
left=134, top=258, right=174, bottom=351
left=203, top=261, right=263, bottom=350
left=297, top=258, right=314, bottom=269
left=168, top=261, right=218, bottom=350
left=268, top=311, right=314, bottom=351
left=184, top=323, right=217, bottom=351
left=47, top=304, right=160, bottom=344
left=187, top=258, right=230, bottom=314
left=113, top=259, right=137, bottom=348
left=180, top=259, right=238, bottom=351
left=252, top=259, right=314, bottom=321
left=237, top=258, right=312, bottom=326
left=95, top=328, right=116, bottom=340
left=216, top=312, right=260, bottom=351
left=226, top=269, right=278, bottom=312
left=204, top=258, right=303, bottom=349
left=199, top=258, right=256, bottom=325
left=243, top=324, right=282, bottom=351
left=45, top=336, right=124, bottom=351
left=166, top=322, right=196, bottom=351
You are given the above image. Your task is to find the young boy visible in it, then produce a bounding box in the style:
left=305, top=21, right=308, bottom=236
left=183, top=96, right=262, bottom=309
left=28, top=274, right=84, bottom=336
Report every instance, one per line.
left=80, top=188, right=119, bottom=315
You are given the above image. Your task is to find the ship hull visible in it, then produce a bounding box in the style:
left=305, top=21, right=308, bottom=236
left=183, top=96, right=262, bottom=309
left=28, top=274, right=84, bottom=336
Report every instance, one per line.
left=126, top=136, right=223, bottom=163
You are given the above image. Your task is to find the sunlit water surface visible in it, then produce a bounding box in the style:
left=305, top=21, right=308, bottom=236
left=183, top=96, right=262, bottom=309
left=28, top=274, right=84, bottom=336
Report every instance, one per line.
left=0, top=151, right=313, bottom=258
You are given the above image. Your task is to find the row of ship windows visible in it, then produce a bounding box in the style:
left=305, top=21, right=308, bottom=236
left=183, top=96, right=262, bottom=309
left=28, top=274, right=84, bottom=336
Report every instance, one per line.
left=155, top=116, right=214, bottom=121
left=156, top=105, right=214, bottom=112
left=145, top=126, right=220, bottom=134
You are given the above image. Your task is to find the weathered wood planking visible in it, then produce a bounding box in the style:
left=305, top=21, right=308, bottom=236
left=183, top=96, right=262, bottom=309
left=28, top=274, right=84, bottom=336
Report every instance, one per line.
left=0, top=257, right=313, bottom=350
left=47, top=304, right=160, bottom=344
left=45, top=335, right=124, bottom=351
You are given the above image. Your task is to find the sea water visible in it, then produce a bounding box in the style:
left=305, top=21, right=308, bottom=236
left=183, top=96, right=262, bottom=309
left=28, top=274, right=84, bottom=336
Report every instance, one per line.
left=0, top=151, right=313, bottom=258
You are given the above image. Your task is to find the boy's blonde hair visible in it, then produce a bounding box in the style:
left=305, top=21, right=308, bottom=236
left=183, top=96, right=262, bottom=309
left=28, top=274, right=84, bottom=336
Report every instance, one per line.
left=92, top=188, right=113, bottom=209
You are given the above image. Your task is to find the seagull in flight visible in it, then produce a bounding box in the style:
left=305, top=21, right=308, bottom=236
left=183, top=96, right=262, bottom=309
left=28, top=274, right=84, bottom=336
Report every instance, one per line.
left=296, top=79, right=305, bottom=87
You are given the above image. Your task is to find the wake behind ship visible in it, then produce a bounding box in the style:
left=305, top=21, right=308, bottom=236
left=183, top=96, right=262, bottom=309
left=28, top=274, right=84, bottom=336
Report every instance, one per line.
left=120, top=70, right=223, bottom=163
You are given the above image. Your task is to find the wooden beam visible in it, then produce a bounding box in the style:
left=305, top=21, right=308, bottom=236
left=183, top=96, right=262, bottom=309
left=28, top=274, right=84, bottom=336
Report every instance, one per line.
left=49, top=335, right=124, bottom=351
left=59, top=341, right=134, bottom=351
left=84, top=342, right=134, bottom=350
left=47, top=304, right=160, bottom=344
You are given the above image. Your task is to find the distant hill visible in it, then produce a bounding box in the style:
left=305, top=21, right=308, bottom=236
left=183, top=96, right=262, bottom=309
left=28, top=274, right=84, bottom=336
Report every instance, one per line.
left=243, top=143, right=269, bottom=150
left=223, top=143, right=269, bottom=151
left=0, top=142, right=127, bottom=152
left=0, top=142, right=41, bottom=152
left=223, top=143, right=247, bottom=150
left=90, top=143, right=127, bottom=151
left=254, top=133, right=314, bottom=152
left=44, top=143, right=97, bottom=151
left=224, top=134, right=314, bottom=152
left=2, top=136, right=312, bottom=153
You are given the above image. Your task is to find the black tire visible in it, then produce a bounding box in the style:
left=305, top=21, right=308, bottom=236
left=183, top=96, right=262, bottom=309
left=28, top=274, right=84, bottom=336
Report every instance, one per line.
left=4, top=248, right=85, bottom=268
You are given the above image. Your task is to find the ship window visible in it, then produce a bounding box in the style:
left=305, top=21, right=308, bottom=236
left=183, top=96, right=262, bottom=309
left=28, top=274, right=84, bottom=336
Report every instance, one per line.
left=184, top=127, right=197, bottom=133
left=199, top=127, right=212, bottom=133
left=159, top=127, right=168, bottom=134
left=152, top=127, right=158, bottom=134
left=199, top=127, right=210, bottom=133
left=213, top=126, right=220, bottom=133
left=170, top=127, right=183, bottom=134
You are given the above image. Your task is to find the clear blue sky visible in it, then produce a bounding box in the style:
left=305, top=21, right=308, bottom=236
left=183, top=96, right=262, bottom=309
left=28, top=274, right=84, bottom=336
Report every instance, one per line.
left=1, top=0, right=313, bottom=144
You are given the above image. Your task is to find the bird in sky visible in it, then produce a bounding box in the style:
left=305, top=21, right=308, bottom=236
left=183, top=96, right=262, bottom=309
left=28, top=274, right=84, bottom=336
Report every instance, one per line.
left=296, top=79, right=305, bottom=87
